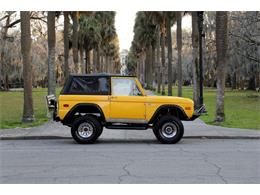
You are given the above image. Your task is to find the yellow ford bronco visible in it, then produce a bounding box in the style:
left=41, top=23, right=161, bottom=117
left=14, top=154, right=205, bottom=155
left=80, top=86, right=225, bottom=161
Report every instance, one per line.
left=46, top=74, right=205, bottom=144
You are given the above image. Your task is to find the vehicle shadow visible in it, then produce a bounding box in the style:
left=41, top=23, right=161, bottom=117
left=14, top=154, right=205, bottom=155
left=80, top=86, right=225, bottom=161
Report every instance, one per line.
left=59, top=137, right=199, bottom=145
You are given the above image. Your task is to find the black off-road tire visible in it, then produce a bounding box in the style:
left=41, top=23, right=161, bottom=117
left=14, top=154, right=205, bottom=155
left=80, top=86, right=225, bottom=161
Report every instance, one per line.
left=97, top=128, right=103, bottom=138
left=153, top=115, right=184, bottom=144
left=71, top=115, right=102, bottom=144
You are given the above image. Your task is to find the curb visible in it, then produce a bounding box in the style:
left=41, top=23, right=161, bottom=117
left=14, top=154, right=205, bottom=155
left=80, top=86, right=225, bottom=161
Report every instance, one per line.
left=1, top=135, right=259, bottom=140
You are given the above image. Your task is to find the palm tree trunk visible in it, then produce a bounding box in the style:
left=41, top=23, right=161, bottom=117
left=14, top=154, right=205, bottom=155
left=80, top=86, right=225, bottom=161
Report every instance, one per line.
left=215, top=12, right=228, bottom=122
left=151, top=45, right=156, bottom=89
left=85, top=49, right=89, bottom=74
left=93, top=49, right=97, bottom=72
left=63, top=11, right=69, bottom=80
left=136, top=58, right=139, bottom=80
left=105, top=55, right=108, bottom=73
left=0, top=13, right=10, bottom=91
left=166, top=16, right=173, bottom=96
left=79, top=45, right=84, bottom=73
left=177, top=12, right=183, bottom=97
left=87, top=51, right=91, bottom=72
left=100, top=53, right=104, bottom=72
left=192, top=12, right=200, bottom=108
left=20, top=11, right=34, bottom=122
left=47, top=11, right=56, bottom=95
left=141, top=53, right=145, bottom=84
left=72, top=11, right=79, bottom=73
left=96, top=47, right=101, bottom=72
left=161, top=31, right=166, bottom=95
left=146, top=45, right=153, bottom=89
left=144, top=49, right=149, bottom=87
left=156, top=28, right=161, bottom=93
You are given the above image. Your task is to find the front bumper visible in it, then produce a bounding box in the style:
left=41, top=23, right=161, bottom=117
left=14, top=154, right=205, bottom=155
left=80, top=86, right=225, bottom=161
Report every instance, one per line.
left=189, top=104, right=207, bottom=121
left=46, top=94, right=60, bottom=122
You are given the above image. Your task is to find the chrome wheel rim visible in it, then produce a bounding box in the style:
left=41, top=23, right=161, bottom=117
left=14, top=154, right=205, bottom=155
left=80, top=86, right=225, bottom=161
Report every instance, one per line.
left=160, top=122, right=178, bottom=138
left=77, top=122, right=94, bottom=138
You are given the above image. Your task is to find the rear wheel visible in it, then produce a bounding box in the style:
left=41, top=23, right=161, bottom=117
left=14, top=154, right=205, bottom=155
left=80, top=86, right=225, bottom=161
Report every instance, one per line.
left=97, top=128, right=103, bottom=138
left=153, top=115, right=184, bottom=144
left=71, top=115, right=102, bottom=144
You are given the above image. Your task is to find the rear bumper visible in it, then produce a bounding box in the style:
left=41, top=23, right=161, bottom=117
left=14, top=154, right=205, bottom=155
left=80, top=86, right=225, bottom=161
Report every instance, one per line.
left=189, top=104, right=207, bottom=121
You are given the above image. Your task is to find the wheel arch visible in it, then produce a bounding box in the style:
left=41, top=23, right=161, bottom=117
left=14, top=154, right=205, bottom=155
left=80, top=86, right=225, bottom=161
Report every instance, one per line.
left=148, top=104, right=188, bottom=124
left=62, top=103, right=106, bottom=126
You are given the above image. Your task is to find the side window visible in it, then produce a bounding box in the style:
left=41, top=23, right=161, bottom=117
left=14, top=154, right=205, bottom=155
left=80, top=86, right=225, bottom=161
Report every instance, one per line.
left=112, top=78, right=142, bottom=96
left=67, top=77, right=109, bottom=95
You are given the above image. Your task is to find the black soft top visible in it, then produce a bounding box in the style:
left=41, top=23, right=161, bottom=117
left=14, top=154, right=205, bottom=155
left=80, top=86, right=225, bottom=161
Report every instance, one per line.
left=61, top=74, right=136, bottom=95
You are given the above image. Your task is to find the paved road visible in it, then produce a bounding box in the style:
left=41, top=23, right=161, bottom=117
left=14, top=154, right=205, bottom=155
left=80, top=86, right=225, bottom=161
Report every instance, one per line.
left=1, top=137, right=259, bottom=184
left=1, top=119, right=260, bottom=139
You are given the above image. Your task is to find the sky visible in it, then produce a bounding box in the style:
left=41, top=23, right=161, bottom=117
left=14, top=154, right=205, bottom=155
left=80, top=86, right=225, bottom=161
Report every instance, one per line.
left=115, top=11, right=192, bottom=52
left=115, top=11, right=136, bottom=52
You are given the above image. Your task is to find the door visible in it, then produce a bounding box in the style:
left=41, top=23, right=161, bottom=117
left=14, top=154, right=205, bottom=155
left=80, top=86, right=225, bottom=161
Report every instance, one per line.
left=109, top=77, right=146, bottom=123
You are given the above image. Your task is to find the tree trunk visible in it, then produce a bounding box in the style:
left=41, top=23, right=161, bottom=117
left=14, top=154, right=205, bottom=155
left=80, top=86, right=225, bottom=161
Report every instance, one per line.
left=85, top=49, right=89, bottom=74
left=100, top=53, right=104, bottom=72
left=161, top=30, right=166, bottom=95
left=192, top=12, right=200, bottom=108
left=93, top=49, right=97, bottom=72
left=79, top=45, right=84, bottom=73
left=20, top=11, right=34, bottom=123
left=144, top=49, right=148, bottom=87
left=145, top=45, right=153, bottom=89
left=166, top=16, right=173, bottom=96
left=156, top=28, right=161, bottom=93
left=72, top=12, right=79, bottom=73
left=47, top=11, right=56, bottom=95
left=96, top=47, right=101, bottom=72
left=151, top=45, right=156, bottom=89
left=177, top=12, right=183, bottom=97
left=88, top=51, right=91, bottom=72
left=215, top=12, right=228, bottom=122
left=1, top=13, right=10, bottom=91
left=104, top=55, right=108, bottom=73
left=63, top=11, right=69, bottom=80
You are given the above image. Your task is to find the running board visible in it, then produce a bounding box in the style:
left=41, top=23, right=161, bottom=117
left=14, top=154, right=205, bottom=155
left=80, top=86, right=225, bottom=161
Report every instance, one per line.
left=105, top=125, right=147, bottom=130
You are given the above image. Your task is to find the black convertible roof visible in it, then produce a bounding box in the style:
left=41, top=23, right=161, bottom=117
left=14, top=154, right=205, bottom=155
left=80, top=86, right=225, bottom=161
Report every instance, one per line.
left=69, top=73, right=136, bottom=78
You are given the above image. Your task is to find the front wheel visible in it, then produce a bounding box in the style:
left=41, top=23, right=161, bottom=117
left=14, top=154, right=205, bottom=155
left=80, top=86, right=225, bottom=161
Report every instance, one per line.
left=153, top=115, right=184, bottom=144
left=71, top=115, right=102, bottom=144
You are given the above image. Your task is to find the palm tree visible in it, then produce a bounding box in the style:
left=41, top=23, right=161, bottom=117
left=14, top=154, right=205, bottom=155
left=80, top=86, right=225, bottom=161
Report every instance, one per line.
left=72, top=11, right=79, bottom=73
left=215, top=11, right=228, bottom=122
left=78, top=14, right=101, bottom=73
left=20, top=11, right=34, bottom=122
left=63, top=11, right=69, bottom=79
left=95, top=12, right=116, bottom=72
left=191, top=12, right=200, bottom=108
left=176, top=11, right=183, bottom=97
left=47, top=11, right=56, bottom=95
left=144, top=12, right=163, bottom=93
left=133, top=12, right=157, bottom=89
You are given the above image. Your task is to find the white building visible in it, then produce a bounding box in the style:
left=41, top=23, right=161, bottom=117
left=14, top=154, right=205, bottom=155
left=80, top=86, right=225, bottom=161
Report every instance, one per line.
left=119, top=49, right=128, bottom=75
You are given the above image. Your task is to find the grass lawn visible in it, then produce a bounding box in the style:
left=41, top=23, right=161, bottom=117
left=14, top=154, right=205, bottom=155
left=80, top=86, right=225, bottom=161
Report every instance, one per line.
left=0, top=86, right=259, bottom=130
left=0, top=88, right=61, bottom=129
left=154, top=86, right=260, bottom=130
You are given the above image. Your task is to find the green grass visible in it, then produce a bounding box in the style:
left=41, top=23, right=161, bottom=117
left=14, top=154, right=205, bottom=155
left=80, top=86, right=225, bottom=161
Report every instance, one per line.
left=1, top=86, right=259, bottom=130
left=154, top=86, right=260, bottom=130
left=0, top=88, right=61, bottom=129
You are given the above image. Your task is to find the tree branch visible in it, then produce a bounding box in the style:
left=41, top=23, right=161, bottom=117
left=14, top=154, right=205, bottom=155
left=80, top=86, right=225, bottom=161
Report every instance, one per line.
left=4, top=16, right=47, bottom=28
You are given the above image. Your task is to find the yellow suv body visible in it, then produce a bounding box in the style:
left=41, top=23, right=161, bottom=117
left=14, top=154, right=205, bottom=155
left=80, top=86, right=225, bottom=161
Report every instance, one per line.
left=46, top=74, right=205, bottom=144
